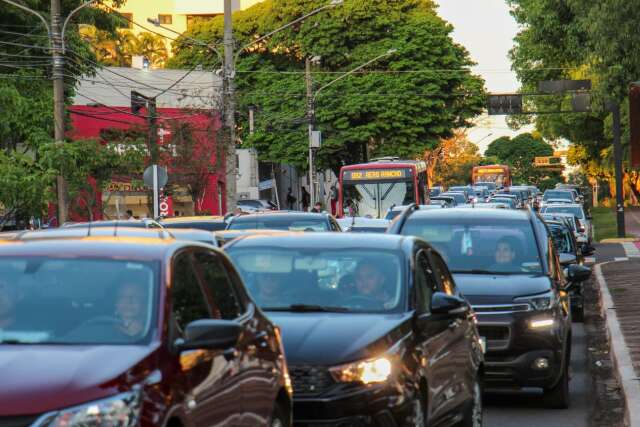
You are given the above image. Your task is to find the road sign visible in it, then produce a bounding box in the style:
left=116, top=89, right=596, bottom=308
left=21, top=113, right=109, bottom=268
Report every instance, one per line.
left=143, top=165, right=168, bottom=188
left=488, top=94, right=523, bottom=115
left=534, top=156, right=563, bottom=168
left=310, top=130, right=321, bottom=148
left=538, top=80, right=592, bottom=93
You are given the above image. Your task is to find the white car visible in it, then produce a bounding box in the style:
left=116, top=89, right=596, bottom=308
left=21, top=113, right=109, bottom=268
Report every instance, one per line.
left=541, top=204, right=593, bottom=243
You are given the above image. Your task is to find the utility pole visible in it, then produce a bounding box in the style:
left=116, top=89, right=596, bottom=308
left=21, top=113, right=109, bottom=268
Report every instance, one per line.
left=223, top=0, right=237, bottom=213
left=51, top=0, right=68, bottom=225
left=147, top=99, right=158, bottom=163
left=611, top=102, right=626, bottom=237
left=306, top=57, right=315, bottom=208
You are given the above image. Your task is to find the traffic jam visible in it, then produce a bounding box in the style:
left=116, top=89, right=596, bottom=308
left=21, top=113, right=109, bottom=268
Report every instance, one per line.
left=0, top=158, right=595, bottom=427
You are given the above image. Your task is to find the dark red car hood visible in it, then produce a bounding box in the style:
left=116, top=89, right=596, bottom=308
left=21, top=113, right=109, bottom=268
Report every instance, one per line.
left=0, top=344, right=156, bottom=416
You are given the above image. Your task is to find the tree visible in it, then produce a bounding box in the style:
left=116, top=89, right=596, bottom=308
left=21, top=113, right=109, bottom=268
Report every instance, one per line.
left=485, top=133, right=562, bottom=188
left=168, top=0, right=486, bottom=172
left=431, top=130, right=481, bottom=187
left=133, top=33, right=169, bottom=68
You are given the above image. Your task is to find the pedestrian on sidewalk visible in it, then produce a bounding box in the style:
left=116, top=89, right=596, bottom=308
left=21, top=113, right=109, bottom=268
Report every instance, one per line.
left=311, top=202, right=322, bottom=213
left=301, top=187, right=310, bottom=211
left=330, top=185, right=338, bottom=216
left=286, top=188, right=297, bottom=211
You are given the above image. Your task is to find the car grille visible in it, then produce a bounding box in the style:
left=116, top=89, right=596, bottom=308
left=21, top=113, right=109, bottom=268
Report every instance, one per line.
left=289, top=365, right=334, bottom=396
left=0, top=415, right=41, bottom=427
left=472, top=303, right=531, bottom=314
left=478, top=325, right=511, bottom=351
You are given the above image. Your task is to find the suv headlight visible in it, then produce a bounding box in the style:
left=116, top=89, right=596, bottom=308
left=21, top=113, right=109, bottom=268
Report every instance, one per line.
left=329, top=357, right=392, bottom=385
left=33, top=390, right=141, bottom=427
left=515, top=290, right=558, bottom=311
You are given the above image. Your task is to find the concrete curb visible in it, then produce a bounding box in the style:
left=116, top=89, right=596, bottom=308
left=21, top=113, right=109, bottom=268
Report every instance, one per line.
left=595, top=262, right=640, bottom=426
left=600, top=238, right=638, bottom=243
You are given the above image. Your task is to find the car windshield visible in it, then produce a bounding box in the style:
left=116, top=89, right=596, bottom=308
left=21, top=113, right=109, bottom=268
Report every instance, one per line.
left=226, top=247, right=405, bottom=313
left=163, top=221, right=226, bottom=231
left=342, top=181, right=416, bottom=219
left=476, top=182, right=496, bottom=191
left=491, top=198, right=515, bottom=207
left=543, top=191, right=573, bottom=201
left=401, top=218, right=543, bottom=274
left=0, top=257, right=157, bottom=345
left=442, top=193, right=466, bottom=204
left=549, top=225, right=574, bottom=254
left=228, top=217, right=329, bottom=231
left=542, top=206, right=584, bottom=219
left=348, top=227, right=388, bottom=233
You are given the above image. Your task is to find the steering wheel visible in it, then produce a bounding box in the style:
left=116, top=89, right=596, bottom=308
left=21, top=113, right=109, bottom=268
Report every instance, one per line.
left=343, top=295, right=380, bottom=308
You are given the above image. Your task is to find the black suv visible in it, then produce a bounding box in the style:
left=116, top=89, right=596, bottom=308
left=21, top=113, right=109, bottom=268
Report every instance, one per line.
left=225, top=232, right=484, bottom=426
left=389, top=207, right=590, bottom=408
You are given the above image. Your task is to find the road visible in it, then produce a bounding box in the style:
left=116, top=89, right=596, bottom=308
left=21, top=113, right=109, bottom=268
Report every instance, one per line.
left=484, top=324, right=588, bottom=427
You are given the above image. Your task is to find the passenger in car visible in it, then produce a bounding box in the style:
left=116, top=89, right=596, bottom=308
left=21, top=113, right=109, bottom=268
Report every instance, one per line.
left=0, top=280, right=19, bottom=330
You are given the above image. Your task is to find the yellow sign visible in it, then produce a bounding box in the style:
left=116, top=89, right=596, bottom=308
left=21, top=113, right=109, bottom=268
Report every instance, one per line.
left=106, top=181, right=145, bottom=192
left=476, top=168, right=505, bottom=174
left=344, top=169, right=408, bottom=180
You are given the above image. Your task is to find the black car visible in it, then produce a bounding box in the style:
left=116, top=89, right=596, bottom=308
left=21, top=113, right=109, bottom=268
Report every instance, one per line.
left=226, top=212, right=342, bottom=232
left=225, top=233, right=484, bottom=426
left=389, top=207, right=590, bottom=408
left=545, top=219, right=590, bottom=322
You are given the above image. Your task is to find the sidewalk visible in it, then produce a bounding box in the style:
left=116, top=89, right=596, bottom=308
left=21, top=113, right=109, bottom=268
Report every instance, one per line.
left=597, top=243, right=640, bottom=426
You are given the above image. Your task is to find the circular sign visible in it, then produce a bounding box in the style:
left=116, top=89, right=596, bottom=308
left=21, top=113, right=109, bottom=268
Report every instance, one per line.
left=143, top=165, right=168, bottom=188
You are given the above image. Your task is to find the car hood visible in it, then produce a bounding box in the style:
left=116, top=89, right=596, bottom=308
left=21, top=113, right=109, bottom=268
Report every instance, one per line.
left=268, top=312, right=412, bottom=366
left=453, top=273, right=551, bottom=305
left=0, top=344, right=157, bottom=416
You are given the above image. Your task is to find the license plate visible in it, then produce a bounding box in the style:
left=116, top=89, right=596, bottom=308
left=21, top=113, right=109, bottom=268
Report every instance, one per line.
left=479, top=337, right=487, bottom=354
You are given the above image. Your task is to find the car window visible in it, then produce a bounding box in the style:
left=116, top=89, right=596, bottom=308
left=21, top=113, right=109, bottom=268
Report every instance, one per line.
left=429, top=250, right=456, bottom=295
left=414, top=250, right=435, bottom=313
left=193, top=251, right=243, bottom=320
left=401, top=218, right=543, bottom=275
left=542, top=206, right=584, bottom=219
left=171, top=252, right=211, bottom=333
left=226, top=247, right=405, bottom=313
left=549, top=226, right=574, bottom=254
left=163, top=221, right=226, bottom=232
left=228, top=218, right=329, bottom=231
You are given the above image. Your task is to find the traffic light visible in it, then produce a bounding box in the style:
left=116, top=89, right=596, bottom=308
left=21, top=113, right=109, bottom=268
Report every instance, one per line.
left=487, top=94, right=523, bottom=115
left=131, top=91, right=148, bottom=115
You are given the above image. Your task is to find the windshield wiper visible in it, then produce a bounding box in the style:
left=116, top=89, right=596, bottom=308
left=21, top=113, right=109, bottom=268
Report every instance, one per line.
left=452, top=269, right=515, bottom=275
left=264, top=304, right=350, bottom=313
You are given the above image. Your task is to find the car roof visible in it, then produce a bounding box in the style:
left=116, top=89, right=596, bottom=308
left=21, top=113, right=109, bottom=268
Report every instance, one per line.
left=160, top=216, right=224, bottom=223
left=229, top=212, right=330, bottom=221
left=406, top=207, right=531, bottom=221
left=338, top=217, right=390, bottom=227
left=0, top=228, right=200, bottom=259
left=226, top=231, right=415, bottom=252
left=64, top=220, right=159, bottom=228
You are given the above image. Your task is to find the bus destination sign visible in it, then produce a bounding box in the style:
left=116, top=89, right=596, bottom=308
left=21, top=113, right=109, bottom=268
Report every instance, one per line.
left=343, top=168, right=410, bottom=181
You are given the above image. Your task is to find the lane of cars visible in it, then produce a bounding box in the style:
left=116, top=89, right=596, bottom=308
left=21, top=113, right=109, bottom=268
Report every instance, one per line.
left=0, top=183, right=594, bottom=426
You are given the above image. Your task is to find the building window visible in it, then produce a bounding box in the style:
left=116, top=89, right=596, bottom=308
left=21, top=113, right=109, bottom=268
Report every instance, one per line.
left=158, top=14, right=172, bottom=25
left=118, top=13, right=133, bottom=29
left=186, top=14, right=220, bottom=31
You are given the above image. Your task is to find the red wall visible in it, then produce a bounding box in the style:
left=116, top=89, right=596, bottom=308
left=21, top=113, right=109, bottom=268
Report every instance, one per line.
left=65, top=105, right=225, bottom=220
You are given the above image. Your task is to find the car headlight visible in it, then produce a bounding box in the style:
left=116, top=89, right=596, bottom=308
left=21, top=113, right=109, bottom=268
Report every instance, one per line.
left=515, top=291, right=558, bottom=311
left=33, top=391, right=141, bottom=427
left=329, top=357, right=392, bottom=385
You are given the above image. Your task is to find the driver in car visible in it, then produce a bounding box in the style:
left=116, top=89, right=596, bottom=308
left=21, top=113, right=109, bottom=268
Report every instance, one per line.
left=489, top=237, right=520, bottom=273
left=353, top=262, right=393, bottom=309
left=254, top=273, right=285, bottom=307
left=115, top=281, right=148, bottom=338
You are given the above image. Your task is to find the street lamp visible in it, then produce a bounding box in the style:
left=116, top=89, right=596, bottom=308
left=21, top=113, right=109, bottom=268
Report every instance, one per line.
left=306, top=48, right=398, bottom=206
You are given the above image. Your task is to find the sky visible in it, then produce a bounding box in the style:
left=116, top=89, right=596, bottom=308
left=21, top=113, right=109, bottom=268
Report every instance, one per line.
left=435, top=0, right=533, bottom=153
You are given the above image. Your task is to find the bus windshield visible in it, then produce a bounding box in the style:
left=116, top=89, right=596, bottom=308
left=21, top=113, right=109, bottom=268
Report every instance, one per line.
left=342, top=181, right=415, bottom=218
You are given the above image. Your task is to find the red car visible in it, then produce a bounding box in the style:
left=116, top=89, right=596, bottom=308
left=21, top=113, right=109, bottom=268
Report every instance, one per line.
left=0, top=229, right=292, bottom=427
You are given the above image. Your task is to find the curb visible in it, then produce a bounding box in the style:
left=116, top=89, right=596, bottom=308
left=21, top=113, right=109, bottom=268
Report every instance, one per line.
left=595, top=262, right=640, bottom=426
left=600, top=238, right=638, bottom=243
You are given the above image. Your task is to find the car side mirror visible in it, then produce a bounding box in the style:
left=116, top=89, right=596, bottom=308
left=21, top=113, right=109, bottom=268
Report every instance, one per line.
left=431, top=292, right=468, bottom=317
left=176, top=319, right=241, bottom=352
left=559, top=253, right=577, bottom=266
left=567, top=264, right=591, bottom=283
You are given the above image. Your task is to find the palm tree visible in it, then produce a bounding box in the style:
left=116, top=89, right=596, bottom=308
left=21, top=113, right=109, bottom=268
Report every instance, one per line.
left=132, top=33, right=168, bottom=68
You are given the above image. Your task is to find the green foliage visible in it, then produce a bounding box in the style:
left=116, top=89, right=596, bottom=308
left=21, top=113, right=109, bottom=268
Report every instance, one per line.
left=169, top=0, right=485, bottom=171
left=485, top=133, right=562, bottom=188
left=40, top=138, right=146, bottom=220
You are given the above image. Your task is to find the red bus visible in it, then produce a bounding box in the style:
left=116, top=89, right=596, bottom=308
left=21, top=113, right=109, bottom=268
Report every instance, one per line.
left=338, top=158, right=428, bottom=218
left=471, top=164, right=512, bottom=189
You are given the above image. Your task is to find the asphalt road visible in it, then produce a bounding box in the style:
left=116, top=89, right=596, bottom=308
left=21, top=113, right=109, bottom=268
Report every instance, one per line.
left=484, top=323, right=588, bottom=427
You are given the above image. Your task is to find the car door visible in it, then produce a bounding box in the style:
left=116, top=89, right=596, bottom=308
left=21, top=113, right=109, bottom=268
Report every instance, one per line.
left=192, top=250, right=278, bottom=427
left=412, top=246, right=457, bottom=425
left=428, top=249, right=478, bottom=415
left=170, top=250, right=244, bottom=427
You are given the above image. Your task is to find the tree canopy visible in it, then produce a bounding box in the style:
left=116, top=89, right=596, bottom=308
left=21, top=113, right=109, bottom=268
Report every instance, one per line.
left=168, top=0, right=486, bottom=171
left=485, top=133, right=562, bottom=189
